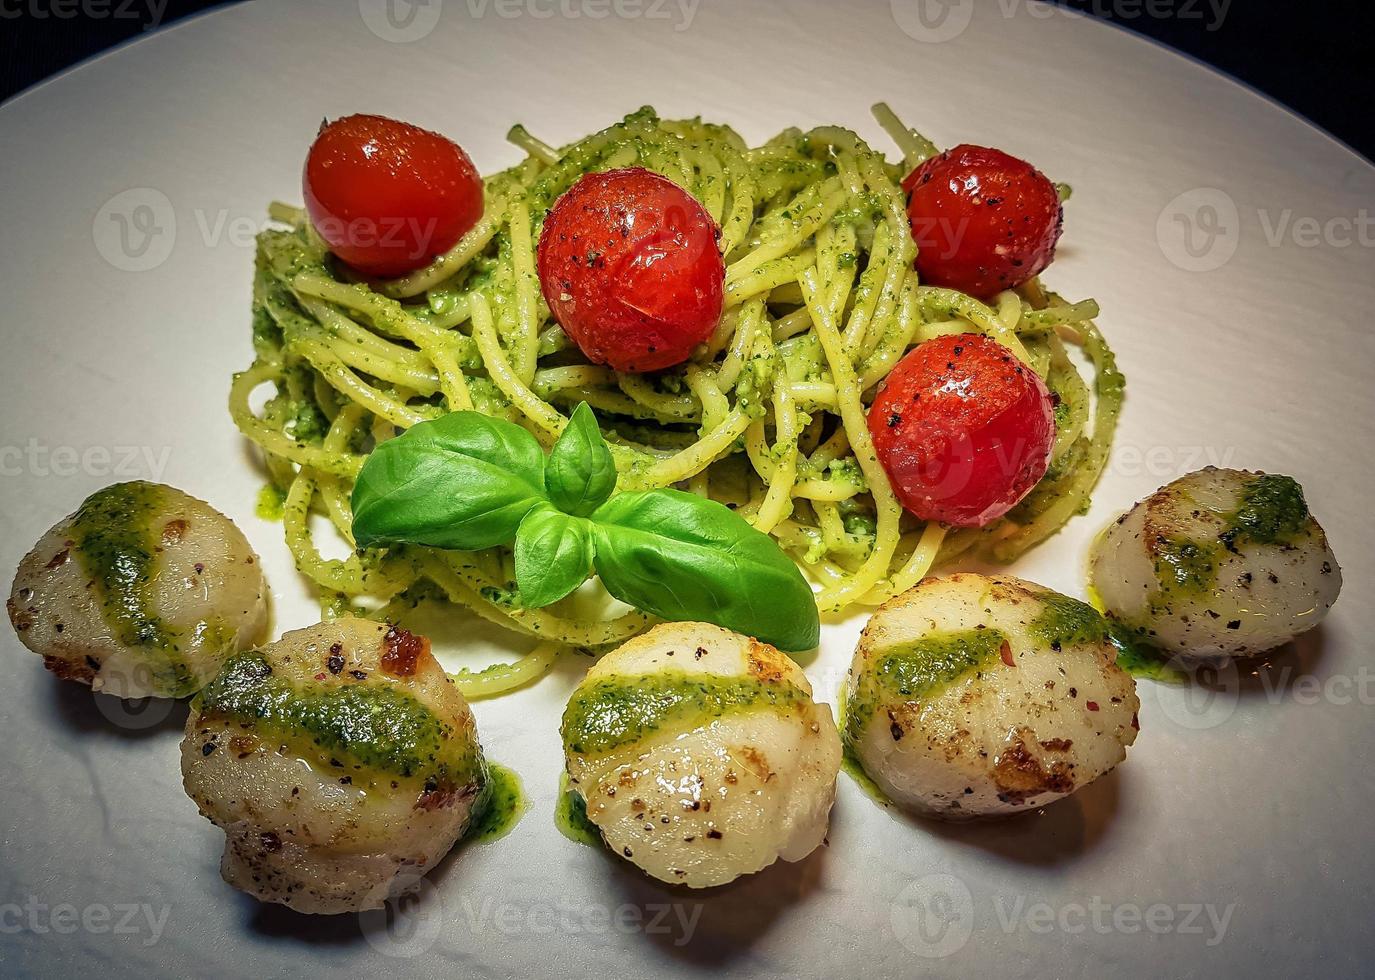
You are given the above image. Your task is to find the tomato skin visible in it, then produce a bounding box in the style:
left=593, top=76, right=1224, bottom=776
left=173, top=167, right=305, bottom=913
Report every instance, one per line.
left=902, top=144, right=1062, bottom=299
left=537, top=168, right=724, bottom=373
left=868, top=333, right=1055, bottom=527
left=303, top=114, right=483, bottom=278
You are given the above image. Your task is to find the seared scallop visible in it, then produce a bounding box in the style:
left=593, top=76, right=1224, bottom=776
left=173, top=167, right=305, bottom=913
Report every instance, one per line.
left=8, top=481, right=268, bottom=698
left=181, top=617, right=487, bottom=914
left=561, top=622, right=841, bottom=888
left=1090, top=468, right=1341, bottom=661
left=843, top=573, right=1139, bottom=820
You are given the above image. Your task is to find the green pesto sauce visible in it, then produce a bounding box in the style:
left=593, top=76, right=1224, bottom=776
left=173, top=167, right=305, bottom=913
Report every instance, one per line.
left=464, top=761, right=527, bottom=844
left=561, top=671, right=810, bottom=756
left=1135, top=474, right=1311, bottom=639
left=1108, top=629, right=1189, bottom=684
left=1084, top=581, right=1188, bottom=684
left=1152, top=536, right=1221, bottom=594
left=1117, top=474, right=1311, bottom=681
left=845, top=629, right=1008, bottom=744
left=1226, top=473, right=1309, bottom=546
left=840, top=743, right=893, bottom=808
left=250, top=300, right=282, bottom=357
left=255, top=483, right=286, bottom=521
left=71, top=482, right=195, bottom=693
left=553, top=771, right=603, bottom=848
left=833, top=691, right=892, bottom=807
left=1027, top=589, right=1111, bottom=650
left=196, top=652, right=479, bottom=784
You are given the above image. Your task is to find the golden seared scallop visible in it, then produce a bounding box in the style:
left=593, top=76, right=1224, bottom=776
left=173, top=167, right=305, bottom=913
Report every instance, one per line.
left=843, top=573, right=1138, bottom=820
left=561, top=622, right=841, bottom=889
left=1090, top=468, right=1341, bottom=662
left=181, top=617, right=487, bottom=914
left=7, top=481, right=268, bottom=698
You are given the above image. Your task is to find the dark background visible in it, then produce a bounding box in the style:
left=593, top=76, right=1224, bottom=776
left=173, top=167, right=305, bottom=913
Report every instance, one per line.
left=1, top=0, right=1371, bottom=161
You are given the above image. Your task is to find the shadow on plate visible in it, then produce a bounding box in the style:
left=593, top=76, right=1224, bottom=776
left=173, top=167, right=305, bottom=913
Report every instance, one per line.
left=1189, top=627, right=1329, bottom=698
left=605, top=843, right=829, bottom=966
left=868, top=766, right=1125, bottom=867
left=241, top=789, right=526, bottom=946
left=243, top=895, right=368, bottom=945
left=49, top=678, right=189, bottom=738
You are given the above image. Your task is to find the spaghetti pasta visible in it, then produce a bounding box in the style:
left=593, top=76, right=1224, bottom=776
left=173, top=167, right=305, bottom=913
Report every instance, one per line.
left=232, top=104, right=1123, bottom=696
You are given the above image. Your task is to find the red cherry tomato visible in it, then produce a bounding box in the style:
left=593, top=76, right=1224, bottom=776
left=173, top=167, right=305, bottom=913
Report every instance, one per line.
left=304, top=114, right=483, bottom=278
left=537, top=167, right=724, bottom=373
left=902, top=144, right=1062, bottom=299
left=868, top=333, right=1054, bottom=527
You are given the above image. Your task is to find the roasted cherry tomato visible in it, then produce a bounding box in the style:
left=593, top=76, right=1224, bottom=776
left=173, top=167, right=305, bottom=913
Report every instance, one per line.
left=868, top=333, right=1054, bottom=527
left=304, top=114, right=483, bottom=278
left=902, top=144, right=1062, bottom=299
left=537, top=167, right=724, bottom=373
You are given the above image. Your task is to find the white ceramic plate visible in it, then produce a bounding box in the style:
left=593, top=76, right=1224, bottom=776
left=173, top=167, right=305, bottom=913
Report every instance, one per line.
left=2, top=1, right=1372, bottom=976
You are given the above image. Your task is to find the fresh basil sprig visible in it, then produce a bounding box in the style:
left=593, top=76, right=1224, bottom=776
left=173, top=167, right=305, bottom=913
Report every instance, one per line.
left=513, top=504, right=595, bottom=609
left=351, top=403, right=820, bottom=651
left=351, top=411, right=547, bottom=550
left=589, top=489, right=818, bottom=652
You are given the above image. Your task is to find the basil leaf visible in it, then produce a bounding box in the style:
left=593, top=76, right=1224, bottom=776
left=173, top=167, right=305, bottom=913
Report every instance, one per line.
left=514, top=506, right=595, bottom=609
left=351, top=412, right=547, bottom=550
left=589, top=489, right=820, bottom=651
left=545, top=402, right=617, bottom=517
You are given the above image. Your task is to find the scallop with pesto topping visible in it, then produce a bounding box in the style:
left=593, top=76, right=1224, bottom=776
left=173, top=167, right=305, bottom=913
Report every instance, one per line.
left=1090, top=468, right=1341, bottom=661
left=561, top=622, right=841, bottom=888
left=843, top=573, right=1139, bottom=820
left=180, top=617, right=487, bottom=914
left=7, top=481, right=268, bottom=698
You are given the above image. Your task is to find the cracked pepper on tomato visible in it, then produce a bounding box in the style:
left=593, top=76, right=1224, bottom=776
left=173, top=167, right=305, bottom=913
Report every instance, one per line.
left=903, top=143, right=1063, bottom=299
left=536, top=167, right=725, bottom=373
left=868, top=333, right=1055, bottom=528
